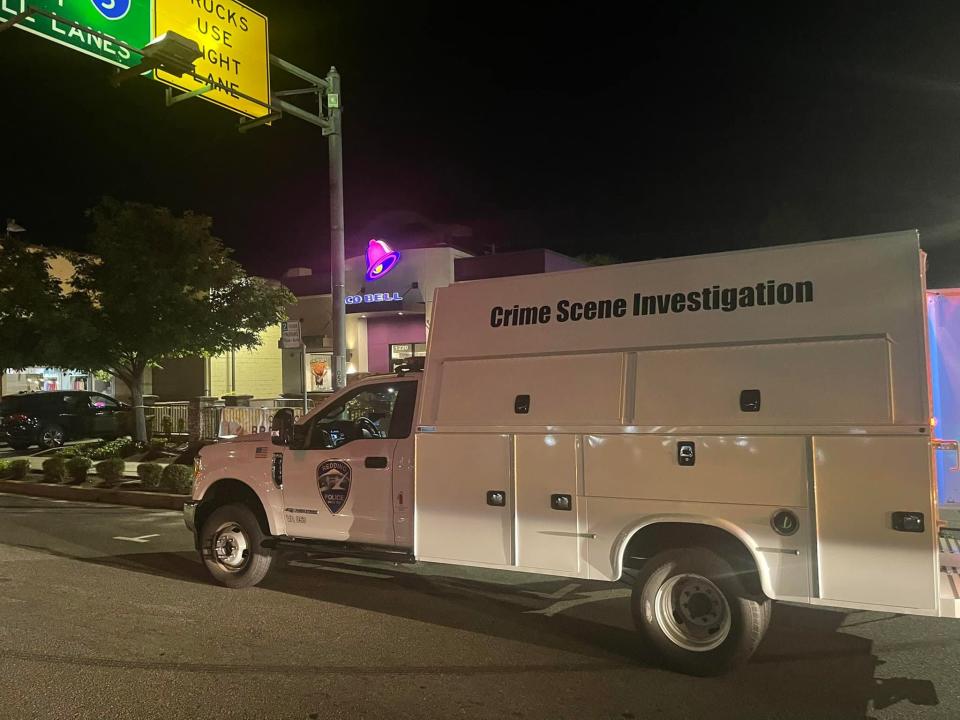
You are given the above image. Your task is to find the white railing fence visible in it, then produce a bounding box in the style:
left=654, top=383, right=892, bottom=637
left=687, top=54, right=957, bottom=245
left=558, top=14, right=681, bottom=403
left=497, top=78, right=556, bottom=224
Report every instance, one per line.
left=150, top=400, right=305, bottom=441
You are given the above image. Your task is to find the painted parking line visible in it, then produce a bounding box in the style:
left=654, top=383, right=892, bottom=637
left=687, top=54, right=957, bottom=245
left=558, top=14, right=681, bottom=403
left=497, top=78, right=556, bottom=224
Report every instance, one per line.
left=522, top=583, right=581, bottom=600
left=525, top=587, right=631, bottom=617
left=293, top=562, right=628, bottom=621
left=112, top=534, right=160, bottom=543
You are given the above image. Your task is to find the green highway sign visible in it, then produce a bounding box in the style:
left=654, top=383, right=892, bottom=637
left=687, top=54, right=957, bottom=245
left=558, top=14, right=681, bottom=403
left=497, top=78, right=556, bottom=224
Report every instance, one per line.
left=0, top=0, right=152, bottom=69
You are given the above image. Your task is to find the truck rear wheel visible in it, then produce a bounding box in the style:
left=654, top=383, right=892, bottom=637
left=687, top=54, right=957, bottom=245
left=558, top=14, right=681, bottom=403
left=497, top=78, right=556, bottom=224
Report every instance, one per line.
left=631, top=547, right=769, bottom=676
left=199, top=503, right=274, bottom=589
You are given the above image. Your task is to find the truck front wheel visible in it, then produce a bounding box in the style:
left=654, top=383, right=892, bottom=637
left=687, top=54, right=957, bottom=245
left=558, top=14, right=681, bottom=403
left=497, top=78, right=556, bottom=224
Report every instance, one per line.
left=631, top=547, right=770, bottom=676
left=199, top=503, right=274, bottom=589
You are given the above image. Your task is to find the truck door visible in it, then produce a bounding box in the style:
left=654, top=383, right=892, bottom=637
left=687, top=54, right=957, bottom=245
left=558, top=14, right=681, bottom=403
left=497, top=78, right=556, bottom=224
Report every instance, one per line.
left=280, top=380, right=418, bottom=546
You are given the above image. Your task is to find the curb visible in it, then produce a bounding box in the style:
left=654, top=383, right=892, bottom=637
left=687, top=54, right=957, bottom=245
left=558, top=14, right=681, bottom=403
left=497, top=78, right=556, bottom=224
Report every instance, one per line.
left=0, top=478, right=187, bottom=510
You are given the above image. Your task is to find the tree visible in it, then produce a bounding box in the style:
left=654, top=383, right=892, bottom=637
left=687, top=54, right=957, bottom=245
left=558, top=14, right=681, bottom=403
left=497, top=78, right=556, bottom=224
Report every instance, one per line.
left=0, top=238, right=68, bottom=378
left=62, top=199, right=294, bottom=441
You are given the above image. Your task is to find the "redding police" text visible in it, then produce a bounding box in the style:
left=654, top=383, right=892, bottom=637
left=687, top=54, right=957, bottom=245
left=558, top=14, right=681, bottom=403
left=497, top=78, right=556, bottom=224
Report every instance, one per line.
left=489, top=280, right=814, bottom=328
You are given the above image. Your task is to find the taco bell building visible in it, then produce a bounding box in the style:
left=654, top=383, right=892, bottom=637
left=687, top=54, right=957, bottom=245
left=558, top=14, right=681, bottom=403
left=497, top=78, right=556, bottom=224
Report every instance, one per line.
left=277, top=242, right=585, bottom=399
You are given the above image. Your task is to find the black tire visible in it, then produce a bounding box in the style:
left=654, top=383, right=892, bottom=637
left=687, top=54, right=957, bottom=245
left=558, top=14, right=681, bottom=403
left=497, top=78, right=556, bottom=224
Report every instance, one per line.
left=631, top=547, right=770, bottom=676
left=39, top=424, right=65, bottom=449
left=10, top=443, right=31, bottom=453
left=199, top=503, right=274, bottom=589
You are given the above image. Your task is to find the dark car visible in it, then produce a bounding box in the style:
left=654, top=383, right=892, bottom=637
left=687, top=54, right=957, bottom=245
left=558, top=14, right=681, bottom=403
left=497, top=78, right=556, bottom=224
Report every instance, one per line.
left=0, top=391, right=132, bottom=451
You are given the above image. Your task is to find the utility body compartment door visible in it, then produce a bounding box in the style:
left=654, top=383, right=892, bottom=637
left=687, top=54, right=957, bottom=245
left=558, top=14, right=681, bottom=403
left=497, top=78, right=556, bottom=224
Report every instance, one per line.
left=414, top=432, right=583, bottom=574
left=814, top=435, right=937, bottom=611
left=514, top=434, right=580, bottom=574
left=415, top=433, right=513, bottom=566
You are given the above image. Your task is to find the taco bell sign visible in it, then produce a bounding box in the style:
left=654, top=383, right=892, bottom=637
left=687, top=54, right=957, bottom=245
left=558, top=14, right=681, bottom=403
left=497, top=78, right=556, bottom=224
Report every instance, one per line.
left=345, top=292, right=402, bottom=305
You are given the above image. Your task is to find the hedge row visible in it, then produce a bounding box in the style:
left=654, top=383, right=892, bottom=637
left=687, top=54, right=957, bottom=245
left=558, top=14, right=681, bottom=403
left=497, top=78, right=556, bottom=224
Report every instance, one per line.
left=6, top=456, right=192, bottom=493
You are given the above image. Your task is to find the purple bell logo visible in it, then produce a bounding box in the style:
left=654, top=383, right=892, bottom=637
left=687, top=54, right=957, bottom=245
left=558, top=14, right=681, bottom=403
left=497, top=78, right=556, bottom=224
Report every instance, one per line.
left=364, top=239, right=401, bottom=281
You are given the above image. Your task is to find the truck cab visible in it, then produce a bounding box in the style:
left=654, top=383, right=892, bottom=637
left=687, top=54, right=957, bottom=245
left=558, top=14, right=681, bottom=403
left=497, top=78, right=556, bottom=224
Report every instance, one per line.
left=185, top=367, right=421, bottom=570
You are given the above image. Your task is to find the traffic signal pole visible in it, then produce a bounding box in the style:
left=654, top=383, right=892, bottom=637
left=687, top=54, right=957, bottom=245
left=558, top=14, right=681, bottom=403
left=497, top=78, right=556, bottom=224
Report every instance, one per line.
left=325, top=68, right=347, bottom=391
left=246, top=59, right=348, bottom=391
left=256, top=60, right=348, bottom=391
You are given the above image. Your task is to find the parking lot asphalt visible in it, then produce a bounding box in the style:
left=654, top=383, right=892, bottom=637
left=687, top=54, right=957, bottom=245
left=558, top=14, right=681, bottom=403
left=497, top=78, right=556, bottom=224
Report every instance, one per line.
left=1, top=491, right=959, bottom=720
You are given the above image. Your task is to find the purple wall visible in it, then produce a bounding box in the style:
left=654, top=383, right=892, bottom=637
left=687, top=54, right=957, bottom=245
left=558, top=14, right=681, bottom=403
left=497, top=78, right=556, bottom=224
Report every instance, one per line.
left=366, top=315, right=427, bottom=373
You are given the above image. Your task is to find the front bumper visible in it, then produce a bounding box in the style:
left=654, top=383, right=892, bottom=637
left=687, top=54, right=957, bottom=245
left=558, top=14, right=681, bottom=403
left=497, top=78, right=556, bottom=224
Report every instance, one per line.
left=183, top=500, right=199, bottom=533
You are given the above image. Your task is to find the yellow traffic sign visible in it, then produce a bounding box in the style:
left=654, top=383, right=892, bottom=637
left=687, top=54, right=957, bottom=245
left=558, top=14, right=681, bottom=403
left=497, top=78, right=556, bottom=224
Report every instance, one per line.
left=153, top=0, right=270, bottom=119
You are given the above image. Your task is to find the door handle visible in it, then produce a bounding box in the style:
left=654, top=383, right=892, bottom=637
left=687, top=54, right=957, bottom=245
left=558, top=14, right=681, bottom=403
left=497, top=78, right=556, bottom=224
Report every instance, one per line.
left=892, top=511, right=924, bottom=533
left=271, top=452, right=283, bottom=488
left=365, top=456, right=389, bottom=469
left=486, top=490, right=506, bottom=507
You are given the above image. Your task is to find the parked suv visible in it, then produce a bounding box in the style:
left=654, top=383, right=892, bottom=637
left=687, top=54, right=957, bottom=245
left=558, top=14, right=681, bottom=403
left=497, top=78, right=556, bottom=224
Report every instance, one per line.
left=0, top=391, right=132, bottom=451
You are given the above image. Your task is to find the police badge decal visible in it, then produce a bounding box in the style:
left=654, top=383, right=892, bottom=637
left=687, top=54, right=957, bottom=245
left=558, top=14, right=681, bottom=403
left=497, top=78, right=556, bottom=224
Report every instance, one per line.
left=316, top=460, right=352, bottom=514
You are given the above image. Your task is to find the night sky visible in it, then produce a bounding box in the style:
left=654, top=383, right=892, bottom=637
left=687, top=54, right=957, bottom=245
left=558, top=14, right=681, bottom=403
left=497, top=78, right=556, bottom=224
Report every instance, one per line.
left=3, top=1, right=960, bottom=285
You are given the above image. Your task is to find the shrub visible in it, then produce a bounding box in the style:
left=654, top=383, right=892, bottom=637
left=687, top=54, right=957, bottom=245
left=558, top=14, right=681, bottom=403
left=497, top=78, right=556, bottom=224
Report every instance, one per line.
left=137, top=462, right=163, bottom=489
left=95, top=457, right=126, bottom=486
left=65, top=456, right=92, bottom=484
left=42, top=457, right=66, bottom=483
left=0, top=459, right=27, bottom=479
left=88, top=438, right=136, bottom=461
left=57, top=444, right=95, bottom=459
left=160, top=463, right=194, bottom=494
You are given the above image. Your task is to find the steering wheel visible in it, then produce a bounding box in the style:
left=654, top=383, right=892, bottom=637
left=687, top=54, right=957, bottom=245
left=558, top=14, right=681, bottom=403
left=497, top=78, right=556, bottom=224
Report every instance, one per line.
left=311, top=421, right=353, bottom=448
left=357, top=416, right=383, bottom=439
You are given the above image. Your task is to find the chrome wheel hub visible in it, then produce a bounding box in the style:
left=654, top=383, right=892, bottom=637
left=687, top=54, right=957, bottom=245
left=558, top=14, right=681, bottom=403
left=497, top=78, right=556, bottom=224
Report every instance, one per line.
left=213, top=522, right=250, bottom=571
left=655, top=573, right=731, bottom=652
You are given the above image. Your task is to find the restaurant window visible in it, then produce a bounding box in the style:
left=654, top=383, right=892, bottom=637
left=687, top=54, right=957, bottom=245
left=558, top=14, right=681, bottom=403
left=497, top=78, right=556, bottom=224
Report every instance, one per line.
left=390, top=343, right=426, bottom=371
left=305, top=352, right=334, bottom=393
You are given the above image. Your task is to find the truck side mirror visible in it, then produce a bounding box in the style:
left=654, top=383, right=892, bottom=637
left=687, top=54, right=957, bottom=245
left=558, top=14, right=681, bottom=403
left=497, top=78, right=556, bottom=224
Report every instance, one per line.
left=271, top=408, right=295, bottom=446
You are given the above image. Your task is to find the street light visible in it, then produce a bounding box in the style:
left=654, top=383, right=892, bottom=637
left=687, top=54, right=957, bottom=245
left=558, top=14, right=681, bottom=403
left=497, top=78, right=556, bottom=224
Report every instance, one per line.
left=142, top=32, right=203, bottom=76
left=3, top=218, right=25, bottom=240
left=111, top=31, right=202, bottom=87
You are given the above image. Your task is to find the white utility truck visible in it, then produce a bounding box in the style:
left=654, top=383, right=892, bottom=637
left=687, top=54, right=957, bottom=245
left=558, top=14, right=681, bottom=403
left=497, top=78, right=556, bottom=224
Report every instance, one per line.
left=184, top=230, right=960, bottom=675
